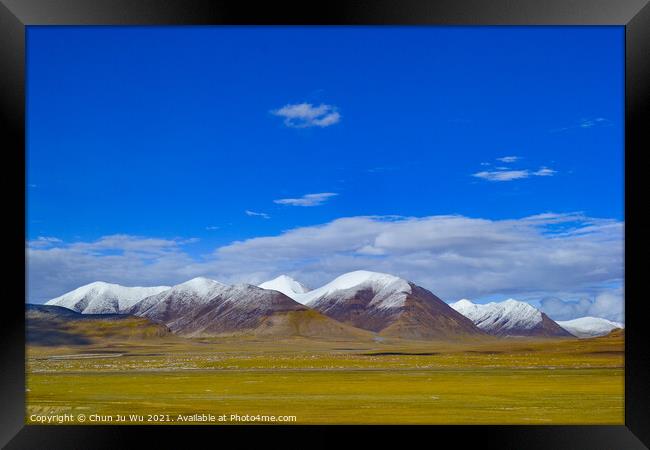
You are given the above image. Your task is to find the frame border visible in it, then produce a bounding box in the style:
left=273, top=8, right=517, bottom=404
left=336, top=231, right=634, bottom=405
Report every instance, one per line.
left=2, top=1, right=648, bottom=448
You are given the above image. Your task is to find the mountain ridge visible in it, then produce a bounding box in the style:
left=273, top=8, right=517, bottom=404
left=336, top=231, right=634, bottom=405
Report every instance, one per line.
left=45, top=281, right=171, bottom=314
left=449, top=298, right=573, bottom=338
left=269, top=270, right=485, bottom=339
left=40, top=271, right=619, bottom=342
left=129, top=280, right=371, bottom=339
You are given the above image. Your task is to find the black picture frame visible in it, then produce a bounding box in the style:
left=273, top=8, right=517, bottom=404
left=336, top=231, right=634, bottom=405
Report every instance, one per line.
left=2, top=1, right=648, bottom=448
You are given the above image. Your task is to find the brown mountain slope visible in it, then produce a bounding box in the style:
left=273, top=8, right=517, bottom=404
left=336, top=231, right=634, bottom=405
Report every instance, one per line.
left=134, top=280, right=373, bottom=339
left=302, top=272, right=485, bottom=340
left=26, top=304, right=171, bottom=346
left=532, top=313, right=575, bottom=338
left=240, top=310, right=374, bottom=340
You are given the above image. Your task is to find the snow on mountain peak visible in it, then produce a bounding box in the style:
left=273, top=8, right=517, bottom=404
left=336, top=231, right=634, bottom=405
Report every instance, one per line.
left=173, top=277, right=227, bottom=297
left=557, top=316, right=624, bottom=338
left=219, top=283, right=302, bottom=307
left=258, top=275, right=310, bottom=298
left=45, top=281, right=171, bottom=314
left=450, top=298, right=543, bottom=332
left=292, top=270, right=412, bottom=307
left=128, top=277, right=229, bottom=315
left=498, top=298, right=540, bottom=316
left=327, top=270, right=402, bottom=288
left=451, top=299, right=476, bottom=309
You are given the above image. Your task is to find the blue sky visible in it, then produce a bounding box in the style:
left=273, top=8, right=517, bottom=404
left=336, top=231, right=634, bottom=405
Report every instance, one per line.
left=26, top=26, right=625, bottom=320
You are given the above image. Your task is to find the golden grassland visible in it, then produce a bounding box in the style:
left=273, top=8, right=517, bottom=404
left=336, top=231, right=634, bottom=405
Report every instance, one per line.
left=26, top=331, right=624, bottom=425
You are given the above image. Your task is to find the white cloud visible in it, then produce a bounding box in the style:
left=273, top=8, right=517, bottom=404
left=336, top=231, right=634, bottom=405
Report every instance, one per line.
left=474, top=156, right=558, bottom=182
left=66, top=234, right=198, bottom=256
left=551, top=117, right=612, bottom=133
left=26, top=234, right=202, bottom=303
left=28, top=236, right=62, bottom=248
left=26, top=213, right=624, bottom=323
left=245, top=210, right=270, bottom=219
left=213, top=213, right=622, bottom=302
left=271, top=103, right=341, bottom=128
left=533, top=167, right=557, bottom=177
left=539, top=288, right=624, bottom=322
left=473, top=169, right=531, bottom=181
left=274, top=192, right=338, bottom=207
left=473, top=167, right=557, bottom=182
left=579, top=117, right=609, bottom=128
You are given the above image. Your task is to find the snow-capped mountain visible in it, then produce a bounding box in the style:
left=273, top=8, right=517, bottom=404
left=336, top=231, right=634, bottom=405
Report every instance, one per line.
left=290, top=271, right=409, bottom=307
left=449, top=298, right=573, bottom=337
left=45, top=281, right=171, bottom=314
left=48, top=272, right=590, bottom=341
left=258, top=275, right=310, bottom=298
left=127, top=277, right=229, bottom=316
left=130, top=277, right=368, bottom=338
left=557, top=317, right=624, bottom=338
left=281, top=270, right=483, bottom=339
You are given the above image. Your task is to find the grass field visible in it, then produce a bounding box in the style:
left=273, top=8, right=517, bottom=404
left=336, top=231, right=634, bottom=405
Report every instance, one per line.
left=26, top=333, right=624, bottom=425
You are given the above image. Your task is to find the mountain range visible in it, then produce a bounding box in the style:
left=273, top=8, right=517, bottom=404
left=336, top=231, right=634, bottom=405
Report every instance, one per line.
left=45, top=281, right=170, bottom=314
left=125, top=277, right=368, bottom=339
left=263, top=271, right=482, bottom=339
left=449, top=299, right=573, bottom=338
left=42, top=271, right=622, bottom=340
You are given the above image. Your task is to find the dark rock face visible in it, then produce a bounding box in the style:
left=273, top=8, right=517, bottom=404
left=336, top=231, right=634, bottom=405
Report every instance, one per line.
left=133, top=284, right=370, bottom=338
left=534, top=313, right=576, bottom=338
left=483, top=313, right=575, bottom=338
left=159, top=285, right=308, bottom=335
left=451, top=299, right=577, bottom=338
left=309, top=283, right=485, bottom=339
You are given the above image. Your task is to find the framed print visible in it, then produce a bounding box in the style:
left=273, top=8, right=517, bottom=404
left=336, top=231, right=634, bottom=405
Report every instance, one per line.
left=1, top=0, right=648, bottom=448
